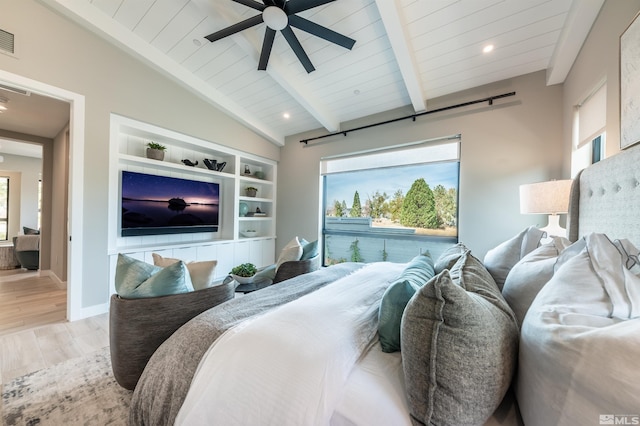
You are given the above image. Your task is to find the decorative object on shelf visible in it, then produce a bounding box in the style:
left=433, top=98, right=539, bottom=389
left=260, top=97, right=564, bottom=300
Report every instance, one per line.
left=230, top=262, right=257, bottom=284
left=244, top=165, right=251, bottom=175
left=146, top=142, right=166, bottom=161
left=216, top=161, right=226, bottom=172
left=256, top=207, right=262, bottom=213
left=239, top=202, right=249, bottom=217
left=519, top=179, right=572, bottom=237
left=241, top=230, right=258, bottom=238
left=181, top=159, right=198, bottom=167
left=245, top=186, right=258, bottom=197
left=246, top=210, right=267, bottom=217
left=253, top=171, right=266, bottom=179
left=203, top=158, right=217, bottom=170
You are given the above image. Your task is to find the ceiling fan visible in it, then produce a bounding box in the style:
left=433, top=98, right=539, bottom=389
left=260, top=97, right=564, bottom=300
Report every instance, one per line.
left=204, top=0, right=356, bottom=73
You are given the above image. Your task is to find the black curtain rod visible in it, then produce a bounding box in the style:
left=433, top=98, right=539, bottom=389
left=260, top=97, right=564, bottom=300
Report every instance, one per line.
left=300, top=91, right=516, bottom=144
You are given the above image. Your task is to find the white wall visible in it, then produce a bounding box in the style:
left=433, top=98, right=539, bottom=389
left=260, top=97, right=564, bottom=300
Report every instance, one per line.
left=278, top=71, right=565, bottom=259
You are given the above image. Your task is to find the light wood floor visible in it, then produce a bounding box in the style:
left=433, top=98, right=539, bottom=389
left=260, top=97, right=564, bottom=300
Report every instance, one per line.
left=0, top=269, right=109, bottom=385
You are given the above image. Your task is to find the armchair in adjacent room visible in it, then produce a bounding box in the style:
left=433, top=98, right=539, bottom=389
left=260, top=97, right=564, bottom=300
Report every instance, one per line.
left=13, top=235, right=40, bottom=270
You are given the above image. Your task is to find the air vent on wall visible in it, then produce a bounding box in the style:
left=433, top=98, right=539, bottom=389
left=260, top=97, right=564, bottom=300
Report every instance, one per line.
left=0, top=83, right=30, bottom=97
left=0, top=28, right=15, bottom=55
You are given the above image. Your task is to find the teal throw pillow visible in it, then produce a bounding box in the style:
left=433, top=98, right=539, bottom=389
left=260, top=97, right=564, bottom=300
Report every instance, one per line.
left=254, top=263, right=277, bottom=281
left=115, top=253, right=194, bottom=299
left=378, top=253, right=435, bottom=353
left=301, top=240, right=319, bottom=260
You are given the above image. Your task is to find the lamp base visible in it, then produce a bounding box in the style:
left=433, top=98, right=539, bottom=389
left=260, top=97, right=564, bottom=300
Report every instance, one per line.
left=540, top=214, right=566, bottom=238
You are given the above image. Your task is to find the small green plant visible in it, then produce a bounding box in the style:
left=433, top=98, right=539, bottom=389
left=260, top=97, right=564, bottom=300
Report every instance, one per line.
left=230, top=262, right=257, bottom=277
left=147, top=141, right=166, bottom=151
left=350, top=238, right=363, bottom=262
left=245, top=186, right=258, bottom=192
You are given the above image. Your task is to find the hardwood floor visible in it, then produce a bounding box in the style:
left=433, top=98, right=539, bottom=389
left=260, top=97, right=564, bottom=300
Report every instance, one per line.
left=0, top=269, right=109, bottom=385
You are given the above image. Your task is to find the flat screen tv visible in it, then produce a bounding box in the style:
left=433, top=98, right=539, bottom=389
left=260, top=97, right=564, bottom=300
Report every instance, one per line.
left=121, top=170, right=220, bottom=236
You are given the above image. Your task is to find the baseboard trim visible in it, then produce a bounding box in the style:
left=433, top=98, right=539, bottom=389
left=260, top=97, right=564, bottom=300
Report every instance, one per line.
left=38, top=269, right=67, bottom=289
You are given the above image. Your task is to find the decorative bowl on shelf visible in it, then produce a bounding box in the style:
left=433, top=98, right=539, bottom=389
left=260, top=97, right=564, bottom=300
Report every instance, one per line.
left=241, top=230, right=258, bottom=238
left=253, top=171, right=266, bottom=179
left=231, top=274, right=254, bottom=284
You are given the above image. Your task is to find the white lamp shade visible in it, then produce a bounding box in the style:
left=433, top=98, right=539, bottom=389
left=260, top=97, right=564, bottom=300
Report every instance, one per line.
left=519, top=180, right=572, bottom=215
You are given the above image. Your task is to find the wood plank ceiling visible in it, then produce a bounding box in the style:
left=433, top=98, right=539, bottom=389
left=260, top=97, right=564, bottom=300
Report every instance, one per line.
left=41, top=0, right=604, bottom=146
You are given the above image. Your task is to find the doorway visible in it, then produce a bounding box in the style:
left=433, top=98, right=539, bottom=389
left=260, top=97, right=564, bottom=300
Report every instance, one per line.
left=0, top=69, right=85, bottom=322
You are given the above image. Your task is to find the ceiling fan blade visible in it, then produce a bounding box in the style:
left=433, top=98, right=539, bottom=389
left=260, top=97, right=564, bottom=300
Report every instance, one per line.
left=232, top=0, right=266, bottom=11
left=258, top=28, right=277, bottom=70
left=288, top=15, right=355, bottom=50
left=281, top=26, right=315, bottom=73
left=285, top=0, right=336, bottom=15
left=204, top=14, right=264, bottom=42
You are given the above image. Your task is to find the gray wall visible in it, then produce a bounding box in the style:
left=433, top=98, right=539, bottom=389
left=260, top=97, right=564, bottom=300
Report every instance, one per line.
left=278, top=71, right=564, bottom=259
left=1, top=0, right=278, bottom=309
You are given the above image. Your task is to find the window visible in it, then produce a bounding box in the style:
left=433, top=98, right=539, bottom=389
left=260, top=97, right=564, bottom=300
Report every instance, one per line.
left=0, top=177, right=8, bottom=241
left=321, top=137, right=460, bottom=265
left=573, top=82, right=606, bottom=174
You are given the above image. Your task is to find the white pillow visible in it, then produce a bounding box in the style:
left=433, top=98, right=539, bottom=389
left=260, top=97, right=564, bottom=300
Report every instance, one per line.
left=276, top=237, right=303, bottom=271
left=483, top=226, right=545, bottom=289
left=501, top=236, right=571, bottom=327
left=152, top=253, right=217, bottom=291
left=518, top=233, right=640, bottom=426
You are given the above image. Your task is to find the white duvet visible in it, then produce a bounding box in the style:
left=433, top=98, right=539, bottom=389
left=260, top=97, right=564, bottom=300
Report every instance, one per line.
left=176, top=262, right=405, bottom=426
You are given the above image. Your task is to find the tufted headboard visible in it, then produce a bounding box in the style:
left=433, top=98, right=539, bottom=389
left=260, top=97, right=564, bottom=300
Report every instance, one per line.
left=567, top=143, right=640, bottom=245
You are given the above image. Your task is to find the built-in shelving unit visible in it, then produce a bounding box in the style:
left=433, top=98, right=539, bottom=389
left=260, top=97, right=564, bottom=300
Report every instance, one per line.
left=107, top=114, right=277, bottom=291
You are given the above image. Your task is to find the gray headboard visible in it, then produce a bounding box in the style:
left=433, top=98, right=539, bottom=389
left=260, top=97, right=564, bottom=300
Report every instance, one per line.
left=567, top=143, right=640, bottom=245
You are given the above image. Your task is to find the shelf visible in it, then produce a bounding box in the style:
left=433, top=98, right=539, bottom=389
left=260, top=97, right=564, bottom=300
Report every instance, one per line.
left=239, top=216, right=272, bottom=221
left=119, top=153, right=234, bottom=180
left=239, top=196, right=272, bottom=203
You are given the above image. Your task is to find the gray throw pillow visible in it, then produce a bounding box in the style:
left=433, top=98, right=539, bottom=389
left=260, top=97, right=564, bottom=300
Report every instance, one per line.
left=501, top=236, right=571, bottom=327
left=378, top=253, right=435, bottom=353
left=433, top=243, right=469, bottom=274
left=483, top=226, right=545, bottom=289
left=401, top=252, right=519, bottom=426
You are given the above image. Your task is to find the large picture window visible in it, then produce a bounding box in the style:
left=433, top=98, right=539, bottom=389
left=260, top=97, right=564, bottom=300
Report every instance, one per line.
left=0, top=177, right=8, bottom=241
left=321, top=137, right=460, bottom=265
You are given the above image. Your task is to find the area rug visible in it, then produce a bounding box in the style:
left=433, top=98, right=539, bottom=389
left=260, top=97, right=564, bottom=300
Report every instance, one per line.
left=1, top=347, right=132, bottom=425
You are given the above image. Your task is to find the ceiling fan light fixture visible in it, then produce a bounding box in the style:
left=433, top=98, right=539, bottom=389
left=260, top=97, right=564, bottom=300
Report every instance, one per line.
left=263, top=6, right=288, bottom=31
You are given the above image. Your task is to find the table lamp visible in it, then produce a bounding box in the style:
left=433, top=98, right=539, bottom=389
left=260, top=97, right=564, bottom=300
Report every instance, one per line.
left=519, top=179, right=572, bottom=237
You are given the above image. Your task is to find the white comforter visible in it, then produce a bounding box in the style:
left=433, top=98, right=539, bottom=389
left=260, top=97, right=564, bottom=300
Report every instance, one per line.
left=176, top=262, right=404, bottom=426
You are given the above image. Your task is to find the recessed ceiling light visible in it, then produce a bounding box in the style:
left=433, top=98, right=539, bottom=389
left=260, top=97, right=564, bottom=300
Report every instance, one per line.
left=483, top=44, right=494, bottom=54
left=354, top=89, right=361, bottom=95
left=193, top=39, right=202, bottom=47
left=283, top=112, right=290, bottom=119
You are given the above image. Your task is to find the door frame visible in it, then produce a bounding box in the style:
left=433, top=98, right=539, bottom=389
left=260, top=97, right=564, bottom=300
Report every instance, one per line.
left=0, top=69, right=85, bottom=321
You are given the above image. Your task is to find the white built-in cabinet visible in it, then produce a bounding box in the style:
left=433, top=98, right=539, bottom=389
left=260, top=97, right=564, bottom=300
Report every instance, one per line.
left=107, top=114, right=277, bottom=294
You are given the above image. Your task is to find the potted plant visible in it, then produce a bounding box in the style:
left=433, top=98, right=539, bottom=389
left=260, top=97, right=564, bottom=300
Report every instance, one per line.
left=146, top=141, right=166, bottom=161
left=230, top=262, right=257, bottom=284
left=245, top=186, right=258, bottom=197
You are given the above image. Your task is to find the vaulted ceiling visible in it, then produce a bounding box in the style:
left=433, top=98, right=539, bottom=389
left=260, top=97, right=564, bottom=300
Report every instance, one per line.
left=41, top=0, right=604, bottom=146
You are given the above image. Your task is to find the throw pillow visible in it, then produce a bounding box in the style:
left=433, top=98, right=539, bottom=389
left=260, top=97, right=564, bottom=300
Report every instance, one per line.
left=23, top=226, right=40, bottom=235
left=483, top=226, right=545, bottom=289
left=276, top=237, right=303, bottom=271
left=254, top=264, right=277, bottom=281
left=152, top=253, right=218, bottom=291
left=433, top=242, right=469, bottom=274
left=501, top=236, right=571, bottom=327
left=378, top=253, right=435, bottom=353
left=518, top=233, right=640, bottom=426
left=401, top=251, right=519, bottom=426
left=116, top=253, right=194, bottom=298
left=301, top=239, right=319, bottom=260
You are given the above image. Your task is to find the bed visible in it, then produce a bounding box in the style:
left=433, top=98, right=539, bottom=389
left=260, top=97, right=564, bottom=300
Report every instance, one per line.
left=128, top=143, right=640, bottom=426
